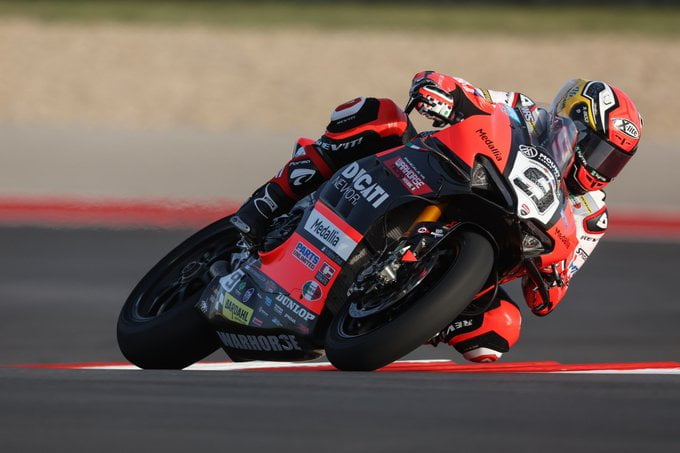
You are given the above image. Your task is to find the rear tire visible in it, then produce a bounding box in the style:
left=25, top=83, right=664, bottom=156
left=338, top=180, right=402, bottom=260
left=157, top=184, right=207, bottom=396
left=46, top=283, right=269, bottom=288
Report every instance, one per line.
left=117, top=216, right=240, bottom=369
left=325, top=230, right=493, bottom=371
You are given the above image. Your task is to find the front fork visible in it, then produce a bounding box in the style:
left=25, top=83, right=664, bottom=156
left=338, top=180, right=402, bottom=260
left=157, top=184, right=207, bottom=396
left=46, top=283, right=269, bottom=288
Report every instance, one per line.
left=405, top=203, right=447, bottom=236
left=379, top=203, right=450, bottom=282
left=350, top=203, right=449, bottom=293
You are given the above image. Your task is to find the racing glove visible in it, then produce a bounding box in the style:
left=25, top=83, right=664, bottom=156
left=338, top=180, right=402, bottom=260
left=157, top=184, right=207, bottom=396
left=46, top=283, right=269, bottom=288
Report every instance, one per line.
left=409, top=71, right=456, bottom=127
left=521, top=261, right=569, bottom=317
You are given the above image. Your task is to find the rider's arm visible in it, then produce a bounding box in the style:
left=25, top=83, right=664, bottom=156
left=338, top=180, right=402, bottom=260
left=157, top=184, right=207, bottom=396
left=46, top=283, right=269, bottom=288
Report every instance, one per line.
left=522, top=191, right=608, bottom=316
left=409, top=71, right=534, bottom=125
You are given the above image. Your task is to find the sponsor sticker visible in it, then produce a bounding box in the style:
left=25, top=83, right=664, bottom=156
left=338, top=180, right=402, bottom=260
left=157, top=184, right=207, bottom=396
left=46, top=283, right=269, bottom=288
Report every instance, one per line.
left=275, top=294, right=317, bottom=322
left=219, top=269, right=245, bottom=292
left=316, top=136, right=364, bottom=153
left=242, top=287, right=255, bottom=303
left=315, top=261, right=336, bottom=286
left=519, top=144, right=538, bottom=158
left=292, top=241, right=320, bottom=270
left=221, top=294, right=254, bottom=325
left=575, top=247, right=590, bottom=261
left=290, top=167, right=316, bottom=187
left=443, top=319, right=474, bottom=336
left=332, top=161, right=390, bottom=208
left=613, top=118, right=640, bottom=139
left=384, top=156, right=432, bottom=196
left=475, top=128, right=503, bottom=162
left=264, top=280, right=278, bottom=293
left=218, top=332, right=302, bottom=352
left=304, top=210, right=358, bottom=261
left=302, top=280, right=323, bottom=302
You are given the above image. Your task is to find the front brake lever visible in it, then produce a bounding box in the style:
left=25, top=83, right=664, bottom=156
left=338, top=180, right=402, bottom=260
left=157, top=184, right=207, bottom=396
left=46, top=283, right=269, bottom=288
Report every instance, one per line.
left=551, top=263, right=565, bottom=288
left=524, top=258, right=553, bottom=314
left=404, top=96, right=417, bottom=115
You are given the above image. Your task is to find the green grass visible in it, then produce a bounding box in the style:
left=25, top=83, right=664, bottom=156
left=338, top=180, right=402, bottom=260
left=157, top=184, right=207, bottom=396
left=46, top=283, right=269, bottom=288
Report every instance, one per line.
left=0, top=1, right=678, bottom=36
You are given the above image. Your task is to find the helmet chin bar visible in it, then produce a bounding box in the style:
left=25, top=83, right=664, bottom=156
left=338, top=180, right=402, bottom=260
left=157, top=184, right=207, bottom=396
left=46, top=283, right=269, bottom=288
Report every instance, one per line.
left=569, top=162, right=608, bottom=194
left=566, top=167, right=589, bottom=195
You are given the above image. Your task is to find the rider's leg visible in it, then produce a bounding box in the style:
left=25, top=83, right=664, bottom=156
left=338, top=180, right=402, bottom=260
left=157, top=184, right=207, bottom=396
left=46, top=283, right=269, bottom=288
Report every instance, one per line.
left=231, top=97, right=415, bottom=243
left=437, top=287, right=522, bottom=363
left=230, top=137, right=332, bottom=243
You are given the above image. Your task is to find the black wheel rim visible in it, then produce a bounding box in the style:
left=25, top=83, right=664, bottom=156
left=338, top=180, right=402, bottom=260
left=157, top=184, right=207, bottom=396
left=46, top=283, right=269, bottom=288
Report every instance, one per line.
left=337, top=244, right=459, bottom=339
left=131, top=227, right=240, bottom=321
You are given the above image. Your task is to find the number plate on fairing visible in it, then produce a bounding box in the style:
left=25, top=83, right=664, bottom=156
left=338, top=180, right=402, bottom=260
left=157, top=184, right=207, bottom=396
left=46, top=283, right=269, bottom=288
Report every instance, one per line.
left=509, top=151, right=561, bottom=226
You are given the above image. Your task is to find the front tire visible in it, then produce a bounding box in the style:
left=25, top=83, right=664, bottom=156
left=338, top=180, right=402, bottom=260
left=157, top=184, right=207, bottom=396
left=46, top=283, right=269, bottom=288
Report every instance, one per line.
left=117, top=216, right=240, bottom=369
left=325, top=230, right=494, bottom=371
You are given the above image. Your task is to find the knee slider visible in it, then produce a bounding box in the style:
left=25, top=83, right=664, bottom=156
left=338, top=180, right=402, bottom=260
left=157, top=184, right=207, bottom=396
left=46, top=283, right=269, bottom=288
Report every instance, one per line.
left=463, top=347, right=503, bottom=363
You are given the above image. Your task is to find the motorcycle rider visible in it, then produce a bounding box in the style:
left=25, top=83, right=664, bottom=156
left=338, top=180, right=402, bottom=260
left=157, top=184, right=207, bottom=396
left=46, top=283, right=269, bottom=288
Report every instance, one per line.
left=230, top=71, right=643, bottom=363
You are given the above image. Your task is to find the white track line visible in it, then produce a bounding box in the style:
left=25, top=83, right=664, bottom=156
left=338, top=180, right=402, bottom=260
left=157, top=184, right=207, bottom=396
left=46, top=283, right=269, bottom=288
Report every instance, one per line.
left=75, top=360, right=680, bottom=374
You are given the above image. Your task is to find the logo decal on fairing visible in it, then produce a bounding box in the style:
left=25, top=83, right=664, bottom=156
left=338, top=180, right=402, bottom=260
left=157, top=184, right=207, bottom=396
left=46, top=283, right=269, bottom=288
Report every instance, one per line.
left=242, top=287, right=255, bottom=303
left=302, top=280, right=323, bottom=302
left=385, top=156, right=432, bottom=196
left=304, top=209, right=359, bottom=260
left=519, top=144, right=539, bottom=158
left=332, top=161, right=390, bottom=208
left=315, top=262, right=336, bottom=286
left=475, top=128, right=503, bottom=161
left=275, top=294, right=317, bottom=321
left=222, top=294, right=254, bottom=325
left=292, top=242, right=320, bottom=270
left=218, top=332, right=302, bottom=352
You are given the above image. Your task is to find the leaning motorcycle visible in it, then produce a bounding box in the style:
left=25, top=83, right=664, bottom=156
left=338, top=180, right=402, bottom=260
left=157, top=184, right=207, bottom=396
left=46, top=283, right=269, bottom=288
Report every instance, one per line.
left=117, top=96, right=578, bottom=371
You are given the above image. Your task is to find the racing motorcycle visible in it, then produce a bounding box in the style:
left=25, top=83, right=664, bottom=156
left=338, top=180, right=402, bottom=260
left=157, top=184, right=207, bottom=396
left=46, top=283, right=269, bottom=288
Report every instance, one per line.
left=117, top=96, right=579, bottom=371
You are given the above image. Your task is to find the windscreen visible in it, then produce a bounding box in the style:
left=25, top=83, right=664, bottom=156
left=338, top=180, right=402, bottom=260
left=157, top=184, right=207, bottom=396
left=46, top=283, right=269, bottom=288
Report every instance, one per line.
left=536, top=113, right=577, bottom=178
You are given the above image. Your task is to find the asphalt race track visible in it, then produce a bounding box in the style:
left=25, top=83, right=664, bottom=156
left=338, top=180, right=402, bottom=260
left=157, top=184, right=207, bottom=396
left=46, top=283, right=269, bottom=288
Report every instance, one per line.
left=1, top=226, right=679, bottom=452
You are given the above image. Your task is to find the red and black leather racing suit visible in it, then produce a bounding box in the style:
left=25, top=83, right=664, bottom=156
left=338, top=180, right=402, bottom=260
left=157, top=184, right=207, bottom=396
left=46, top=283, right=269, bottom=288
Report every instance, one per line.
left=232, top=75, right=608, bottom=363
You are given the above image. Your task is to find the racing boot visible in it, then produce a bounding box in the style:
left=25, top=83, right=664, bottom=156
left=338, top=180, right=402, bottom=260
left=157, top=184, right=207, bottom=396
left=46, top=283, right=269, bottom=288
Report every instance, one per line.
left=230, top=182, right=295, bottom=246
left=430, top=289, right=522, bottom=363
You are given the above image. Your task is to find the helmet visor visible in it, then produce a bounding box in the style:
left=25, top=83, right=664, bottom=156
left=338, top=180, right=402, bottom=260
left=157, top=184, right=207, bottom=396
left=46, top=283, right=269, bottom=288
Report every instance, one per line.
left=578, top=132, right=634, bottom=181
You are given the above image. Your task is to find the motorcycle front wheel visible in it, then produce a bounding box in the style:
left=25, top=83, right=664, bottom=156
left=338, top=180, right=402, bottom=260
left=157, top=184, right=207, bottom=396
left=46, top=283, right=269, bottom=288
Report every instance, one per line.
left=116, top=216, right=240, bottom=369
left=325, top=230, right=494, bottom=371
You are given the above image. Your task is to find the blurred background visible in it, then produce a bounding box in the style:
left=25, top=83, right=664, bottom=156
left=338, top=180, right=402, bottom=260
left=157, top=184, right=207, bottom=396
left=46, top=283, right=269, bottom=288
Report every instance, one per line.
left=0, top=0, right=678, bottom=365
left=1, top=0, right=679, bottom=209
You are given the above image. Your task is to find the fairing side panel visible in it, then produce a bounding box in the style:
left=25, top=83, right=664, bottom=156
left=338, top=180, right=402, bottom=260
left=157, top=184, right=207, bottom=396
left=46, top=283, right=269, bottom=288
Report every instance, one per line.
left=431, top=107, right=515, bottom=174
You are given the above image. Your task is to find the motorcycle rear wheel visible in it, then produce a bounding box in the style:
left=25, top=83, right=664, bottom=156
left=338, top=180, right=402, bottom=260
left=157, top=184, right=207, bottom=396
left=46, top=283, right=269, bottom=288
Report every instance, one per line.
left=325, top=230, right=493, bottom=371
left=117, top=216, right=239, bottom=369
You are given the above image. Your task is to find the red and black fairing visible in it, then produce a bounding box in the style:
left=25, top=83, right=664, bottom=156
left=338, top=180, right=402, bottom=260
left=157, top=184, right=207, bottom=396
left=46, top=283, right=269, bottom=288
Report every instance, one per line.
left=431, top=102, right=577, bottom=270
left=200, top=103, right=575, bottom=361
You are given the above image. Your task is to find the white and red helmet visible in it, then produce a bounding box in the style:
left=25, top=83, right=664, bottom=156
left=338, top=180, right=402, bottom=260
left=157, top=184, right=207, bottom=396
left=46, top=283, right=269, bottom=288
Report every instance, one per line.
left=551, top=79, right=643, bottom=193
